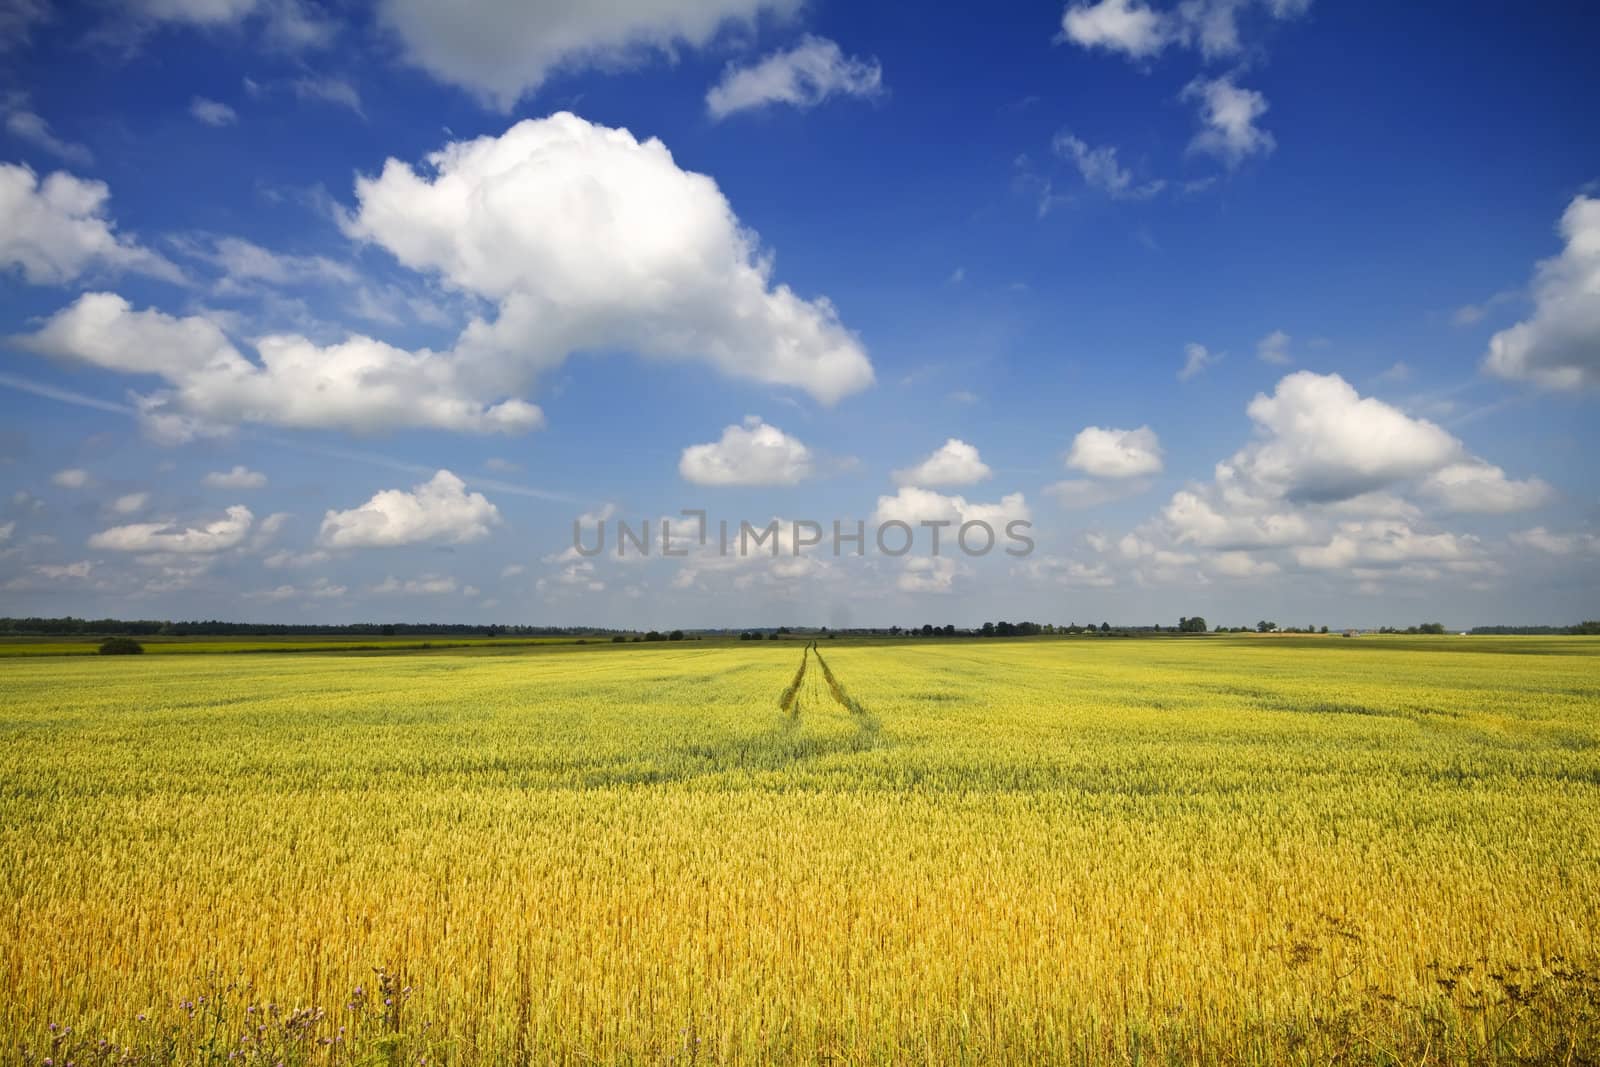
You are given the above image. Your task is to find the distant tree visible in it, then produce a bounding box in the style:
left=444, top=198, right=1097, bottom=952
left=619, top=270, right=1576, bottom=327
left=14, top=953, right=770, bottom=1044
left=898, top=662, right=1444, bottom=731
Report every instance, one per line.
left=612, top=635, right=626, bottom=643
left=1418, top=622, right=1446, bottom=635
left=99, top=637, right=144, bottom=655
left=943, top=624, right=955, bottom=637
left=1577, top=620, right=1600, bottom=635
left=668, top=630, right=685, bottom=641
left=1178, top=616, right=1208, bottom=633
left=1257, top=620, right=1277, bottom=633
left=381, top=624, right=396, bottom=637
left=981, top=622, right=995, bottom=637
left=921, top=624, right=934, bottom=637
left=1100, top=622, right=1110, bottom=633
left=645, top=630, right=663, bottom=641
left=1319, top=625, right=1329, bottom=634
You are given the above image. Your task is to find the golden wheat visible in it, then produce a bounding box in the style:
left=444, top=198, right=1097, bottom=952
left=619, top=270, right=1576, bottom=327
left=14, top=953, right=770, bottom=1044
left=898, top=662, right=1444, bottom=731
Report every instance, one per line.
left=1, top=635, right=1596, bottom=1064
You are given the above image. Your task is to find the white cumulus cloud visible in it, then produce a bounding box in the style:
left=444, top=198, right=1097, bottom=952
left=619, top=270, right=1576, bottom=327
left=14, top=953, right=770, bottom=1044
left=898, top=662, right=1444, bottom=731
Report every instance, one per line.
left=1293, top=520, right=1477, bottom=571
left=20, top=115, right=872, bottom=437
left=17, top=292, right=542, bottom=437
left=1225, top=371, right=1461, bottom=502
left=1059, top=0, right=1170, bottom=58
left=89, top=505, right=254, bottom=553
left=1484, top=195, right=1600, bottom=390
left=874, top=487, right=1031, bottom=531
left=679, top=417, right=813, bottom=486
left=319, top=470, right=500, bottom=548
left=346, top=114, right=873, bottom=406
left=1420, top=461, right=1552, bottom=514
left=1066, top=425, right=1164, bottom=478
left=892, top=438, right=991, bottom=487
left=0, top=164, right=181, bottom=285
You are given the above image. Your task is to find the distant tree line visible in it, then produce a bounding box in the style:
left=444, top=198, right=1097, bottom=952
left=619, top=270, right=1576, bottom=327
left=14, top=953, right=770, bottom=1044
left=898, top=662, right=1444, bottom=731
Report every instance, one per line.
left=1467, top=622, right=1600, bottom=635
left=612, top=630, right=687, bottom=643
left=0, top=617, right=611, bottom=638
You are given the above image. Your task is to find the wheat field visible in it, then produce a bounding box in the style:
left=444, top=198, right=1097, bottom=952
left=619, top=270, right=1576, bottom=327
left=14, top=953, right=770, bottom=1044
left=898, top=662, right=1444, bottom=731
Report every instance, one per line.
left=1, top=636, right=1597, bottom=1064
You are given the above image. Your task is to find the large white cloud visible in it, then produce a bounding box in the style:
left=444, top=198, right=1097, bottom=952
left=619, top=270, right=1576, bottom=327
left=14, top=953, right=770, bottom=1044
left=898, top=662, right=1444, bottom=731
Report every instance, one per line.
left=1484, top=195, right=1600, bottom=390
left=18, top=115, right=871, bottom=438
left=1226, top=371, right=1461, bottom=502
left=892, top=438, right=991, bottom=487
left=347, top=114, right=873, bottom=406
left=679, top=417, right=814, bottom=486
left=707, top=35, right=881, bottom=119
left=378, top=0, right=801, bottom=110
left=1116, top=369, right=1549, bottom=584
left=89, top=505, right=254, bottom=553
left=17, top=292, right=542, bottom=437
left=0, top=164, right=180, bottom=285
left=1066, top=425, right=1164, bottom=478
left=319, top=470, right=500, bottom=548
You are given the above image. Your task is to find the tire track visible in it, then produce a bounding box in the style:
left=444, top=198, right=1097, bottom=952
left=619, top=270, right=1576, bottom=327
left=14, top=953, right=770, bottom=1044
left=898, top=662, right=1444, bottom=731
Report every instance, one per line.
left=810, top=643, right=881, bottom=737
left=777, top=643, right=809, bottom=716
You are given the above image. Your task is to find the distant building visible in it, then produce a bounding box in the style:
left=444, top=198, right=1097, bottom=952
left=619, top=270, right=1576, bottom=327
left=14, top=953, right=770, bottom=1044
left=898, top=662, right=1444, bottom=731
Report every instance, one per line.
left=1343, top=629, right=1359, bottom=638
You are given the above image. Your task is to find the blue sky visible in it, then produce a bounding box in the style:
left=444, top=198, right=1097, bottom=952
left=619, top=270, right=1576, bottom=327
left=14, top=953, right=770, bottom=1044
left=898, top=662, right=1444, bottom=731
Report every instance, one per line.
left=0, top=0, right=1596, bottom=629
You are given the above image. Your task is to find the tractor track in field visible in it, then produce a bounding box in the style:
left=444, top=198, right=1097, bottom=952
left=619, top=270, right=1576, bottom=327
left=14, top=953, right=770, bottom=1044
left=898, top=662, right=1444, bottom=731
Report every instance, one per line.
left=774, top=642, right=881, bottom=743
left=778, top=643, right=809, bottom=715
